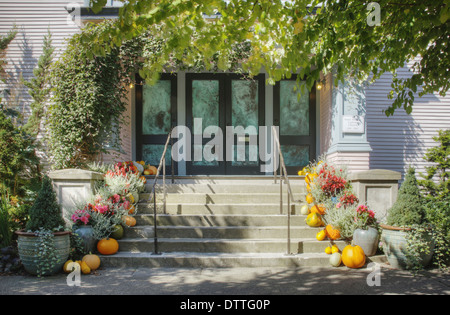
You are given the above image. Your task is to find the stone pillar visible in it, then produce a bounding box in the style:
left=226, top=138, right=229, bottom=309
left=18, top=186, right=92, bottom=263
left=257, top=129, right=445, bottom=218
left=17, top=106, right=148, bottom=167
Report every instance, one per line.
left=326, top=74, right=372, bottom=172
left=349, top=169, right=402, bottom=223
left=48, top=169, right=104, bottom=215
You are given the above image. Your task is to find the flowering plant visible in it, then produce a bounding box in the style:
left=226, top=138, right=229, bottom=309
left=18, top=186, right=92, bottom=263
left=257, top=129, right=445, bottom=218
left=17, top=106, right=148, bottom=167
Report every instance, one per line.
left=71, top=208, right=91, bottom=225
left=354, top=205, right=377, bottom=229
left=317, top=164, right=348, bottom=197
left=338, top=191, right=359, bottom=208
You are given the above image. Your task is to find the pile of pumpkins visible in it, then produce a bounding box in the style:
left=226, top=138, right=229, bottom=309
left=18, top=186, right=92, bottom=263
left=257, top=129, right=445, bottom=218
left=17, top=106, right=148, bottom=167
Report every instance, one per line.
left=63, top=254, right=101, bottom=275
left=299, top=169, right=367, bottom=269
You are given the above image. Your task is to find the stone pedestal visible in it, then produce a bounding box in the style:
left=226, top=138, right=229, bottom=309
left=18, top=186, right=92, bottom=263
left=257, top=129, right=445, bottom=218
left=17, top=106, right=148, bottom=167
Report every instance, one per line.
left=48, top=169, right=104, bottom=215
left=349, top=169, right=401, bottom=223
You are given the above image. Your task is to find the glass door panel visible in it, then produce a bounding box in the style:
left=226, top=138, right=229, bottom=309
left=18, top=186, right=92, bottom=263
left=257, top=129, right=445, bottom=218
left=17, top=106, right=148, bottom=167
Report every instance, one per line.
left=136, top=74, right=177, bottom=174
left=274, top=75, right=316, bottom=175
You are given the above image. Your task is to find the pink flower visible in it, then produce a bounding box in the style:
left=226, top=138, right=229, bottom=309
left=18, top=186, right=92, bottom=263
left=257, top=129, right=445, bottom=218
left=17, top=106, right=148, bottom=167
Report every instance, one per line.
left=95, top=204, right=109, bottom=214
left=112, top=194, right=120, bottom=203
left=336, top=202, right=342, bottom=209
left=80, top=215, right=90, bottom=224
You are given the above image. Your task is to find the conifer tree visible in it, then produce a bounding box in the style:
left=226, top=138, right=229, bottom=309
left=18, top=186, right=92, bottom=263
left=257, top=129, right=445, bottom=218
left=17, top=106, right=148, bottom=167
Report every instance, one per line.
left=23, top=29, right=55, bottom=136
left=25, top=176, right=65, bottom=232
left=387, top=167, right=425, bottom=227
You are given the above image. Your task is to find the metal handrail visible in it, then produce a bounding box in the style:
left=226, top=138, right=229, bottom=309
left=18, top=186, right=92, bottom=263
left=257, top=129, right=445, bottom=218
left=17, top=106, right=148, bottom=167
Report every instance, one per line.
left=149, top=128, right=175, bottom=255
left=272, top=126, right=295, bottom=255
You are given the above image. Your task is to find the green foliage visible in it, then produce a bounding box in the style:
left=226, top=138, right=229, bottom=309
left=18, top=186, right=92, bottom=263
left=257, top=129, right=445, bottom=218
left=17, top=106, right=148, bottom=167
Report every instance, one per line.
left=0, top=107, right=40, bottom=195
left=22, top=30, right=55, bottom=137
left=33, top=228, right=62, bottom=277
left=0, top=26, right=17, bottom=82
left=47, top=21, right=132, bottom=169
left=423, top=197, right=450, bottom=270
left=25, top=176, right=65, bottom=232
left=0, top=187, right=12, bottom=248
left=419, top=129, right=450, bottom=200
left=387, top=167, right=425, bottom=227
left=85, top=0, right=450, bottom=116
left=69, top=233, right=86, bottom=261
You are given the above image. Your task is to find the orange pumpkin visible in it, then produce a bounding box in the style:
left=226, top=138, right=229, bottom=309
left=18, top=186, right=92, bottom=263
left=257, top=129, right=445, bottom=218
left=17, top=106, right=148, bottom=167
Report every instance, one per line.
left=311, top=204, right=326, bottom=215
left=148, top=165, right=157, bottom=174
left=82, top=254, right=101, bottom=271
left=325, top=224, right=341, bottom=240
left=341, top=245, right=366, bottom=269
left=97, top=238, right=119, bottom=255
left=139, top=176, right=147, bottom=184
left=123, top=215, right=137, bottom=227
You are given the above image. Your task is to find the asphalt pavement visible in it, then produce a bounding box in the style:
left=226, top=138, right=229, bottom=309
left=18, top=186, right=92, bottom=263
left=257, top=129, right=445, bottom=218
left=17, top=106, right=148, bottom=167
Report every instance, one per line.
left=0, top=263, right=449, bottom=297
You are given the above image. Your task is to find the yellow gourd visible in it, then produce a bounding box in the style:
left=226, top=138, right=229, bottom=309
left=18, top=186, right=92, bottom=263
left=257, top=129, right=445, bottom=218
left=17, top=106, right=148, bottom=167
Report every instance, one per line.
left=80, top=261, right=91, bottom=275
left=306, top=212, right=324, bottom=227
left=63, top=260, right=74, bottom=273
left=316, top=230, right=326, bottom=241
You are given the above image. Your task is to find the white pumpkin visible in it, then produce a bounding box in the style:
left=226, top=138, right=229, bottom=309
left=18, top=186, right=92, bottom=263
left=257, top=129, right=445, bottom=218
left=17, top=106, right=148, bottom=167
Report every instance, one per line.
left=300, top=205, right=310, bottom=215
left=329, top=252, right=342, bottom=267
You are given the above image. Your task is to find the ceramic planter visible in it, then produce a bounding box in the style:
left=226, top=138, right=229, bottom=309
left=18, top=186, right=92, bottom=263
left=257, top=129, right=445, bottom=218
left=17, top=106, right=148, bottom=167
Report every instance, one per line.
left=73, top=225, right=97, bottom=254
left=16, top=230, right=71, bottom=276
left=353, top=227, right=379, bottom=257
left=380, top=225, right=434, bottom=270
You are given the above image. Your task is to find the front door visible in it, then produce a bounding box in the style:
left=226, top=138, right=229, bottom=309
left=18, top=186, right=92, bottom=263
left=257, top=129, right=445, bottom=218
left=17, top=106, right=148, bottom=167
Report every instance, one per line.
left=273, top=75, right=316, bottom=175
left=136, top=73, right=177, bottom=174
left=186, top=73, right=265, bottom=175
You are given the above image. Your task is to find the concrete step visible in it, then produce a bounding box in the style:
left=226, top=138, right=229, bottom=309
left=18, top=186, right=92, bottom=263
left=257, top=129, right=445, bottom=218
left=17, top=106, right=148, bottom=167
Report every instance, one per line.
left=100, top=251, right=388, bottom=268
left=134, top=214, right=310, bottom=227
left=151, top=183, right=307, bottom=195
left=125, top=225, right=319, bottom=239
left=143, top=192, right=306, bottom=204
left=116, top=237, right=347, bottom=254
left=136, top=203, right=300, bottom=215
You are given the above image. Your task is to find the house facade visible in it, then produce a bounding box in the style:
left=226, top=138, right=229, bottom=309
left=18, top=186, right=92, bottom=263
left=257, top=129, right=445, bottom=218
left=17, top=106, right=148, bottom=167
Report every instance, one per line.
left=1, top=0, right=449, bottom=179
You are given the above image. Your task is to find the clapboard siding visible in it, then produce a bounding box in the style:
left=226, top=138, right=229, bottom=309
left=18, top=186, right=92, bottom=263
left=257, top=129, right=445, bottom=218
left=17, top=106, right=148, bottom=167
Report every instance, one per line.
left=366, top=62, right=450, bottom=179
left=0, top=0, right=133, bottom=168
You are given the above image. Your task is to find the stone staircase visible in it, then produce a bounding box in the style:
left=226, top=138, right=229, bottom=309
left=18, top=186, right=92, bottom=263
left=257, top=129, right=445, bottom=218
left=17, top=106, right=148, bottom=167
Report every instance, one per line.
left=100, top=177, right=381, bottom=268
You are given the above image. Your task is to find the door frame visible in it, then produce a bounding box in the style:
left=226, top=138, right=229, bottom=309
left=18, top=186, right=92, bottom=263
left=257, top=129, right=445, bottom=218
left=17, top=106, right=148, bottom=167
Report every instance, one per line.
left=185, top=73, right=266, bottom=175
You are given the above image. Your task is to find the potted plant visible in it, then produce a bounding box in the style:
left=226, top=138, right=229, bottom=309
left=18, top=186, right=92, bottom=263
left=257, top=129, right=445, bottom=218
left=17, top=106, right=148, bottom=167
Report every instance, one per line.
left=70, top=205, right=97, bottom=254
left=353, top=205, right=379, bottom=256
left=15, top=176, right=71, bottom=276
left=380, top=167, right=434, bottom=270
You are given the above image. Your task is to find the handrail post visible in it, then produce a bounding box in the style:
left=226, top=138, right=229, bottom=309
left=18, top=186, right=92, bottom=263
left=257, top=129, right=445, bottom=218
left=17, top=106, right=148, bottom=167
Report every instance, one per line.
left=150, top=131, right=172, bottom=256
left=287, top=189, right=291, bottom=255
left=163, top=155, right=166, bottom=214
left=170, top=129, right=175, bottom=184
left=152, top=186, right=159, bottom=255
left=273, top=127, right=277, bottom=184
left=279, top=150, right=283, bottom=215
left=272, top=126, right=294, bottom=256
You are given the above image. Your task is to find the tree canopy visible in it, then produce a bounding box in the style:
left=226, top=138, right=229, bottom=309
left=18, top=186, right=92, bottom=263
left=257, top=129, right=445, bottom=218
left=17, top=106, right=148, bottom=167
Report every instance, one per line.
left=85, top=0, right=449, bottom=116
